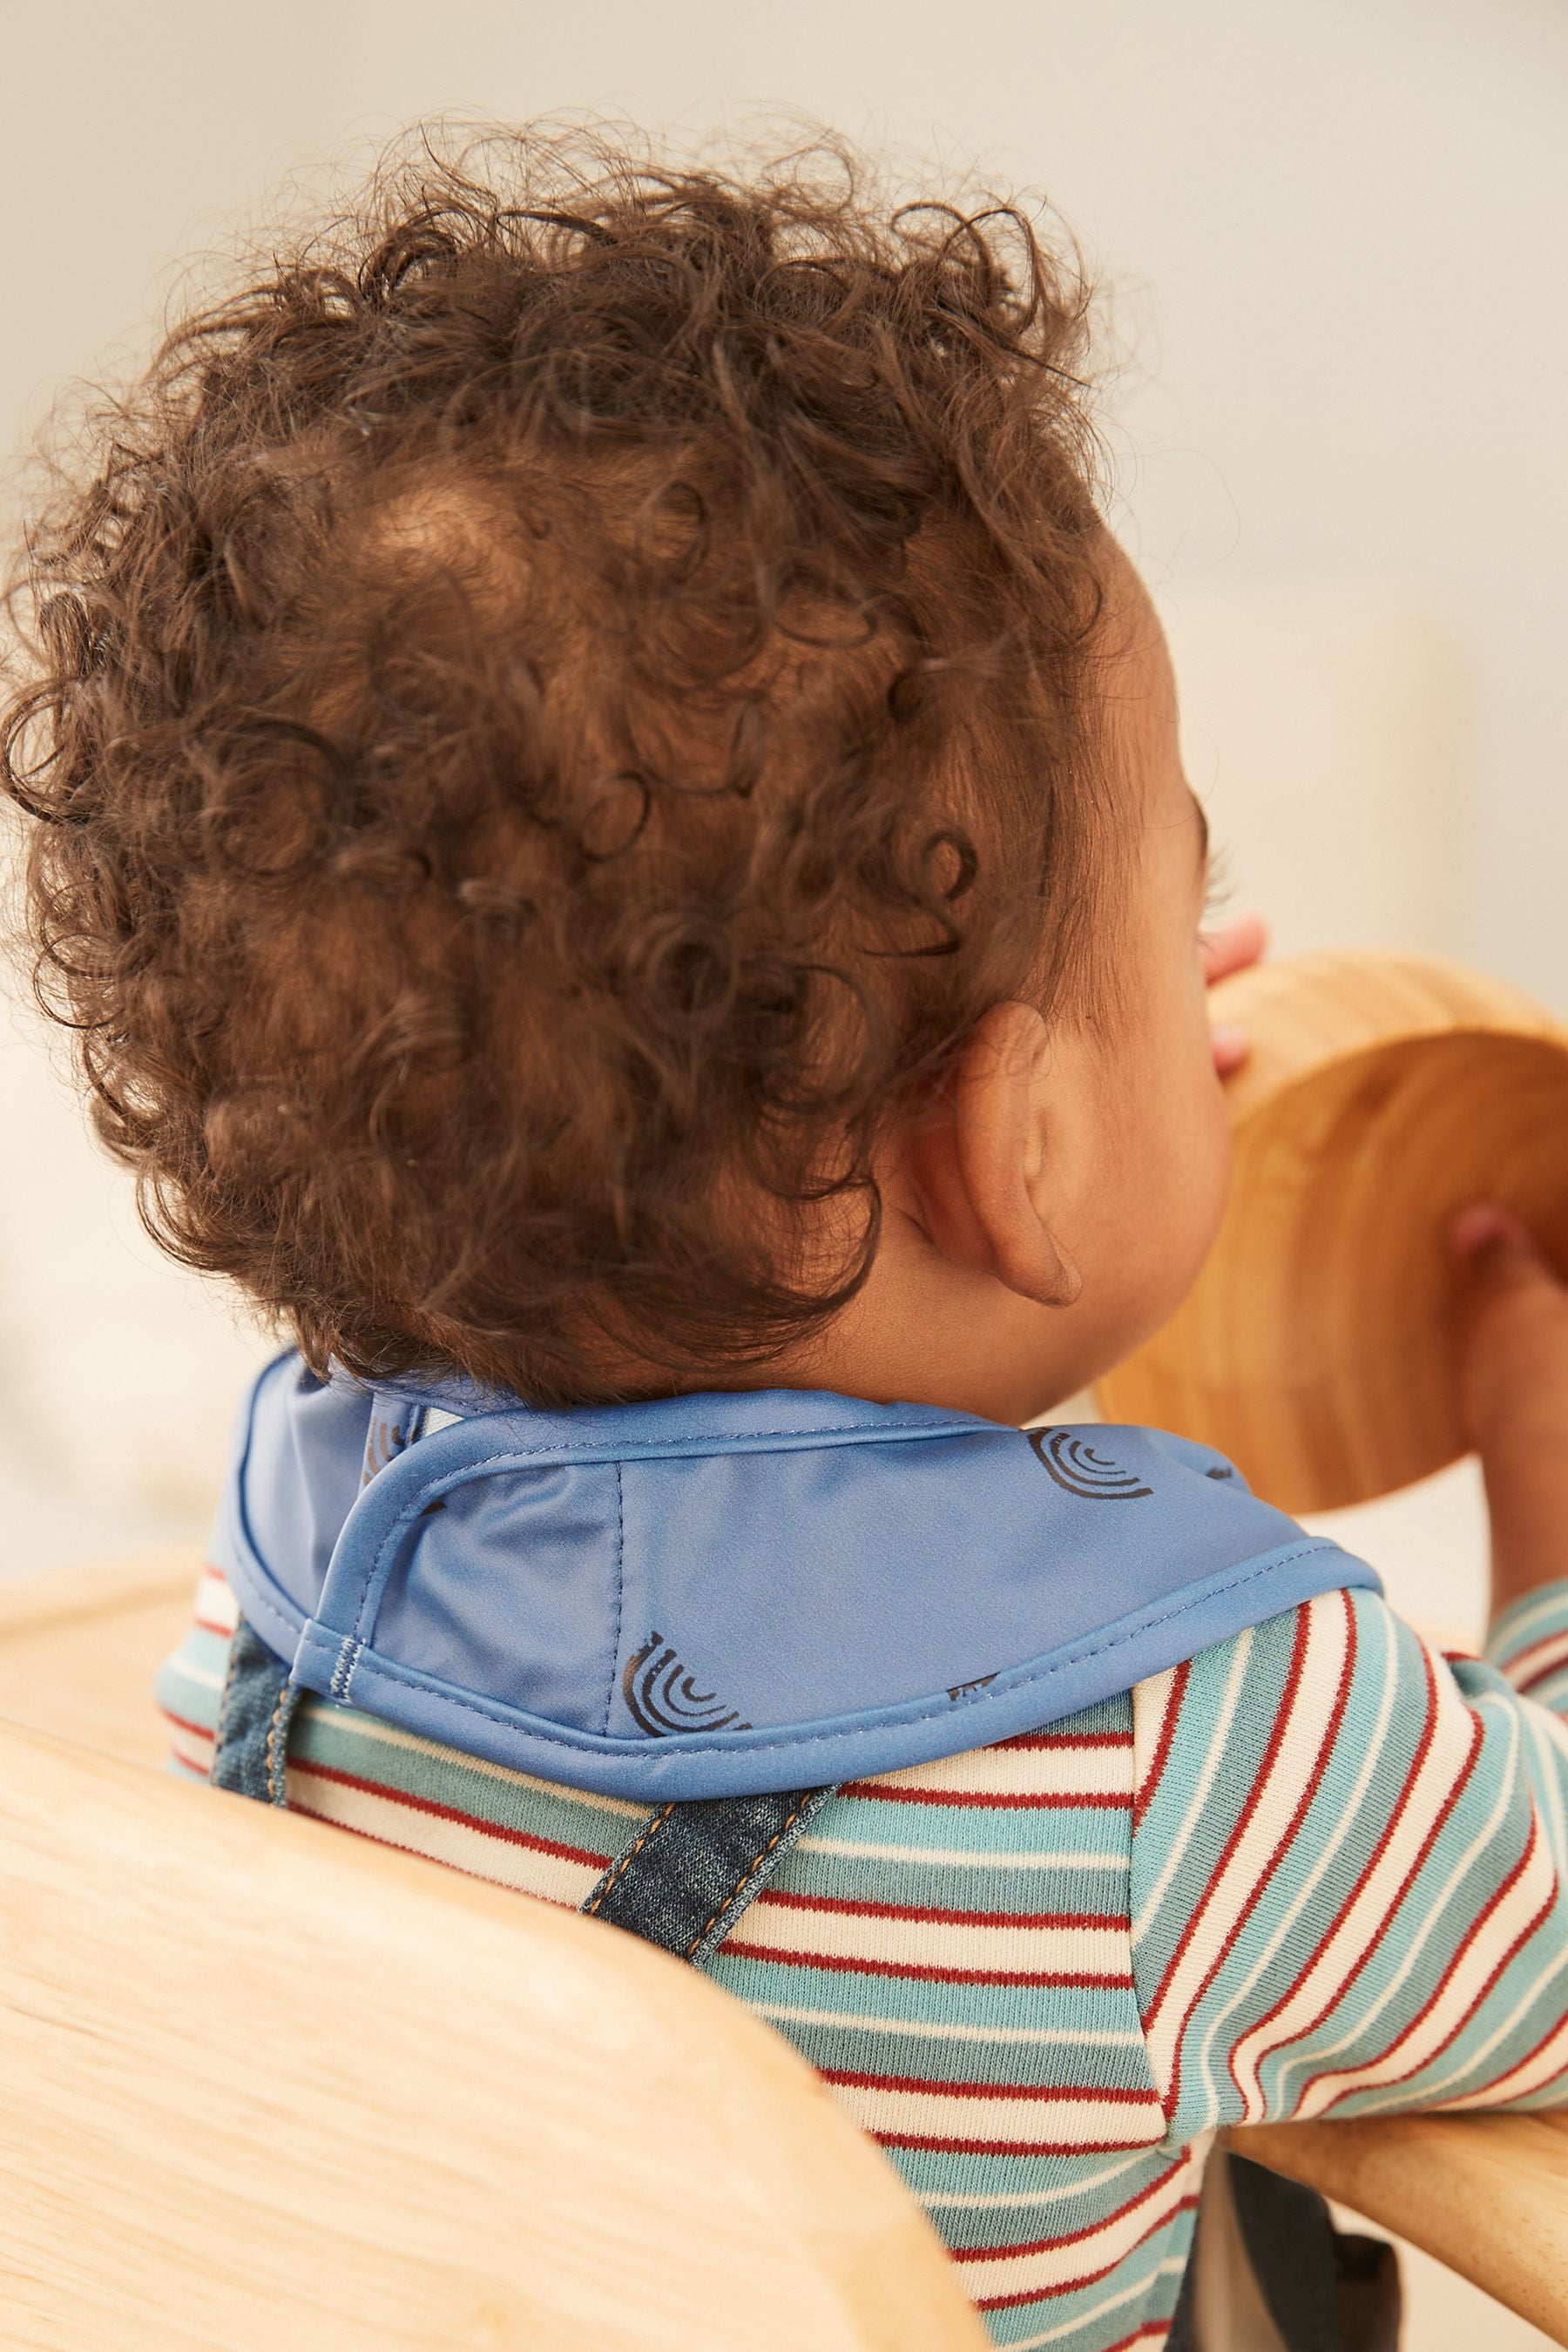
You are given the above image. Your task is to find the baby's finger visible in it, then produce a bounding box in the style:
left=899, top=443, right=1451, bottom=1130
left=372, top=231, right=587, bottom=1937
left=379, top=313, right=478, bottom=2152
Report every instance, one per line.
left=1210, top=1022, right=1250, bottom=1077
left=1200, top=912, right=1268, bottom=987
left=1450, top=1202, right=1555, bottom=1294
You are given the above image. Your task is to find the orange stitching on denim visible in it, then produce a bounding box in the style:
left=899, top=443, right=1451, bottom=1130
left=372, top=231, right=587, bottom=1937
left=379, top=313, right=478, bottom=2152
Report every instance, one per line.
left=685, top=1793, right=816, bottom=1958
left=264, top=1680, right=293, bottom=1805
left=583, top=1803, right=676, bottom=1916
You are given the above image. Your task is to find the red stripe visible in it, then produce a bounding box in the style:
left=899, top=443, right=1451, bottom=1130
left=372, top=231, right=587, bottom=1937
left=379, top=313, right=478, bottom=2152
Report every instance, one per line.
left=719, top=1939, right=1134, bottom=1990
left=1502, top=1627, right=1568, bottom=1681
left=1101, top=2323, right=1184, bottom=2352
left=1161, top=1594, right=1355, bottom=2118
left=288, top=1791, right=580, bottom=1906
left=159, top=1704, right=215, bottom=1742
left=875, top=2128, right=1158, bottom=2158
left=1452, top=1990, right=1568, bottom=2107
left=1313, top=1822, right=1551, bottom=2112
left=288, top=1758, right=612, bottom=1871
left=193, top=1615, right=235, bottom=1639
left=821, top=2066, right=1157, bottom=2105
left=1517, top=1658, right=1568, bottom=1698
left=1230, top=1640, right=1477, bottom=2099
left=975, top=2193, right=1201, bottom=2311
left=839, top=1783, right=1132, bottom=1811
left=1146, top=1603, right=1315, bottom=2039
left=950, top=2159, right=1185, bottom=2262
left=1132, top=1659, right=1189, bottom=1833
left=993, top=1730, right=1134, bottom=1751
left=757, top=1886, right=1127, bottom=1930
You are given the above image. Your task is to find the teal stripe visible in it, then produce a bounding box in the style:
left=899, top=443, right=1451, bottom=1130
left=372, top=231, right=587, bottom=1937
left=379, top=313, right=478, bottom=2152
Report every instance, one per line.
left=290, top=1696, right=648, bottom=1856
left=981, top=2230, right=1189, bottom=2349
left=1485, top=1580, right=1568, bottom=1672
left=748, top=2011, right=1157, bottom=2094
left=775, top=1842, right=1129, bottom=1918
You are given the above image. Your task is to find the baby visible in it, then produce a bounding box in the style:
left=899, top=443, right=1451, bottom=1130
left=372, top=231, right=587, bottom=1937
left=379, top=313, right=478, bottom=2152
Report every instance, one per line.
left=7, top=126, right=1568, bottom=2352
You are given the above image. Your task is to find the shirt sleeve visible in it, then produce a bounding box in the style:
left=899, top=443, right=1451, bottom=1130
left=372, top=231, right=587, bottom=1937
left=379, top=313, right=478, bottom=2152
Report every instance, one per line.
left=1128, top=1580, right=1568, bottom=2142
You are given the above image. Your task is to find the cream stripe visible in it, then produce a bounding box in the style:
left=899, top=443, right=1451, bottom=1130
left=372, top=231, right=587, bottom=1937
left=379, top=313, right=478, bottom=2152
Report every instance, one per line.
left=195, top=1566, right=240, bottom=1632
left=1509, top=1631, right=1568, bottom=1690
left=1490, top=1587, right=1568, bottom=1657
left=1403, top=1932, right=1568, bottom=2111
left=731, top=1903, right=1129, bottom=1977
left=922, top=2149, right=1153, bottom=2212
left=1132, top=1629, right=1254, bottom=1942
left=1298, top=1816, right=1558, bottom=2112
left=300, top=1700, right=647, bottom=1817
left=956, top=2149, right=1201, bottom=2304
left=287, top=1772, right=605, bottom=1904
left=1146, top=1601, right=1349, bottom=2102
left=831, top=2079, right=1165, bottom=2150
left=754, top=1998, right=1143, bottom=2048
left=1010, top=2254, right=1188, bottom=2348
left=798, top=1832, right=1124, bottom=1870
left=866, top=1747, right=1132, bottom=1801
left=1521, top=1700, right=1568, bottom=1883
left=1229, top=1658, right=1483, bottom=2110
left=169, top=1658, right=224, bottom=1694
left=1195, top=1605, right=1399, bottom=2124
left=1269, top=1686, right=1517, bottom=2113
left=1132, top=1663, right=1180, bottom=1811
left=166, top=1720, right=214, bottom=1774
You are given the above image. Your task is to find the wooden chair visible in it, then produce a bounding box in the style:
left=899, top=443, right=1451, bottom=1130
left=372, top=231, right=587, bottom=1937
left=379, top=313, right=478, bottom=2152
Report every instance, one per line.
left=3, top=1558, right=1567, bottom=2348
left=0, top=1558, right=985, bottom=2351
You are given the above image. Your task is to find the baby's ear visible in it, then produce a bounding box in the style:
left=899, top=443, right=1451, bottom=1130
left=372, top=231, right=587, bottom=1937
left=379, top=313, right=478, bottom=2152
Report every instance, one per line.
left=899, top=1003, right=1082, bottom=1306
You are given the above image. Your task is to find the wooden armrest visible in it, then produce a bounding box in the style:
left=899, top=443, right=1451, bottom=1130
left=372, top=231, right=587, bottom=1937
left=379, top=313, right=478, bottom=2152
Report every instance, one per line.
left=1228, top=2112, right=1568, bottom=2344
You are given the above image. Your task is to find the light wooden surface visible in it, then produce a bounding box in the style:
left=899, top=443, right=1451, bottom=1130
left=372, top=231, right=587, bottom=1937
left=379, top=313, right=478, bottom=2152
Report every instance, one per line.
left=0, top=1553, right=198, bottom=1766
left=1098, top=949, right=1568, bottom=1512
left=0, top=1706, right=987, bottom=2352
left=1229, top=2114, right=1568, bottom=2347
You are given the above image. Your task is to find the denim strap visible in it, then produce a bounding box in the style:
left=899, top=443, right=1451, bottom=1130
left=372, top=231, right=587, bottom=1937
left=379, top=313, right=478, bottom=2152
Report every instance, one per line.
left=209, top=1611, right=835, bottom=1965
left=210, top=1619, right=302, bottom=1808
left=581, top=1784, right=839, bottom=1967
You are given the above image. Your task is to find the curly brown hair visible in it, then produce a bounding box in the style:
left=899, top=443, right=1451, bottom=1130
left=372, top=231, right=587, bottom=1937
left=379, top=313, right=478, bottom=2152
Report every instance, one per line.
left=2, top=125, right=1110, bottom=1408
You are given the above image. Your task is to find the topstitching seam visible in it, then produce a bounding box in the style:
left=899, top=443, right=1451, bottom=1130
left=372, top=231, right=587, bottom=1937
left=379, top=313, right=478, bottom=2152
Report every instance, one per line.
left=336, top=1543, right=1353, bottom=1762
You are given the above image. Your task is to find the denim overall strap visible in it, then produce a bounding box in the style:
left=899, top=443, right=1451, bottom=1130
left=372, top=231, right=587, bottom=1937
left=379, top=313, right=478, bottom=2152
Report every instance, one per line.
left=210, top=1619, right=304, bottom=1808
left=581, top=1785, right=839, bottom=1968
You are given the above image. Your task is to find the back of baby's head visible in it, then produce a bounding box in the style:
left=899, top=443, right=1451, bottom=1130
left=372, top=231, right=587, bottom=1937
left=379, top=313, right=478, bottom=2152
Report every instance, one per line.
left=3, top=126, right=1110, bottom=1405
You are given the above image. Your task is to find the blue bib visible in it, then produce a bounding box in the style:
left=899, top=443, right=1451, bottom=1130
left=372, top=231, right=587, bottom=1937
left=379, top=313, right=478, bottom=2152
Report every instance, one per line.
left=213, top=1352, right=1379, bottom=1801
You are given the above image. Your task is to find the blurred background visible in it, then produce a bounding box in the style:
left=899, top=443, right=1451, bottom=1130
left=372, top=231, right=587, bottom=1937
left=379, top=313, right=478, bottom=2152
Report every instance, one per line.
left=3, top=0, right=1563, bottom=1599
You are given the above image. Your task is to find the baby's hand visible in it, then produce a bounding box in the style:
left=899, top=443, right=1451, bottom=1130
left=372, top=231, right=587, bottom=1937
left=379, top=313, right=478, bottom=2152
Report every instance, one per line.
left=1203, top=913, right=1268, bottom=1077
left=1452, top=1204, right=1568, bottom=1612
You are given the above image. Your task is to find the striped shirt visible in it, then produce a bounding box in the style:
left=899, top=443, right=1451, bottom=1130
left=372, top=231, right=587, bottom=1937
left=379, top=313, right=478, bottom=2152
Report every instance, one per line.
left=159, top=1566, right=1568, bottom=2352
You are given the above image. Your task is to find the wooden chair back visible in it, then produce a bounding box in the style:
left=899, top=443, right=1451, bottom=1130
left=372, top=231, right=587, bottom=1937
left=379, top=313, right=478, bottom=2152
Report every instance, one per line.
left=0, top=1558, right=984, bottom=2351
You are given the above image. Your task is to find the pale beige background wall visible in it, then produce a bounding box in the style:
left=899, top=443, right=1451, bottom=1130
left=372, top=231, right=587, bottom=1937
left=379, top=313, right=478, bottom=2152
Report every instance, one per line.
left=2, top=2, right=1564, bottom=1572
left=7, top=0, right=1568, bottom=984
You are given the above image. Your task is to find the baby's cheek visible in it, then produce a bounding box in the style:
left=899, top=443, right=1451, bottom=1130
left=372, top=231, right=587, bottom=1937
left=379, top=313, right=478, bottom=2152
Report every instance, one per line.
left=1164, top=1055, right=1232, bottom=1293
left=1198, top=1095, right=1233, bottom=1247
